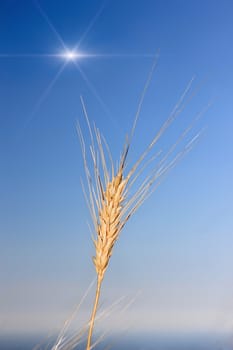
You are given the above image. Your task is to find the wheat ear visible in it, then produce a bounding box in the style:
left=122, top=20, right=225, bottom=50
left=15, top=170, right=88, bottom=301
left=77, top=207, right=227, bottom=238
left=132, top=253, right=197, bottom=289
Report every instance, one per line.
left=78, top=68, right=202, bottom=350
left=85, top=149, right=129, bottom=350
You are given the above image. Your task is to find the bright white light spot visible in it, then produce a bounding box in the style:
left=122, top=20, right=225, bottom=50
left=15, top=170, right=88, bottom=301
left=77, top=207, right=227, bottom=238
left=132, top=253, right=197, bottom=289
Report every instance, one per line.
left=60, top=50, right=82, bottom=62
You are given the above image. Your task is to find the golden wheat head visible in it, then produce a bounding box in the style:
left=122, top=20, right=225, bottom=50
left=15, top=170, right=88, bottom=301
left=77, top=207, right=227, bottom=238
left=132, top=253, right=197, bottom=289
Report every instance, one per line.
left=77, top=60, right=205, bottom=350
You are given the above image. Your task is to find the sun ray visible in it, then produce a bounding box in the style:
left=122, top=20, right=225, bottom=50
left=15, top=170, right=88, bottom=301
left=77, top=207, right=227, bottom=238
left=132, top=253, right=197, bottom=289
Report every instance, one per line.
left=23, top=62, right=67, bottom=130
left=0, top=0, right=159, bottom=64
left=73, top=0, right=107, bottom=51
left=33, top=0, right=67, bottom=50
left=80, top=53, right=158, bottom=59
left=0, top=54, right=57, bottom=58
left=0, top=52, right=161, bottom=61
left=73, top=61, right=122, bottom=131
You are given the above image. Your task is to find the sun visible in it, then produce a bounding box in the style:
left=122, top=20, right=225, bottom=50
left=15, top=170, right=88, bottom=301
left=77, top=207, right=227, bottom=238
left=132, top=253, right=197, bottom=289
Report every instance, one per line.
left=60, top=49, right=83, bottom=62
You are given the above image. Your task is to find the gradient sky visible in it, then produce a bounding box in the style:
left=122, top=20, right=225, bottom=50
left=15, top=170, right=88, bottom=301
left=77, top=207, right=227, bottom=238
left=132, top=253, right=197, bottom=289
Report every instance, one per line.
left=0, top=0, right=233, bottom=338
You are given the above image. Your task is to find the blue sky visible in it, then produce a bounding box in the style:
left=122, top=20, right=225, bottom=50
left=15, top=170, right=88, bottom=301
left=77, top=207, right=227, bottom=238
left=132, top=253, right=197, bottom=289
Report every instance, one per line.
left=0, top=0, right=233, bottom=337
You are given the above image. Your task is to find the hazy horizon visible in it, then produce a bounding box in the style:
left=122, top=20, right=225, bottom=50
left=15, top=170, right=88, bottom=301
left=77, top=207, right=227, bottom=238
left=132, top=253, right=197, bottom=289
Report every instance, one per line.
left=1, top=331, right=233, bottom=350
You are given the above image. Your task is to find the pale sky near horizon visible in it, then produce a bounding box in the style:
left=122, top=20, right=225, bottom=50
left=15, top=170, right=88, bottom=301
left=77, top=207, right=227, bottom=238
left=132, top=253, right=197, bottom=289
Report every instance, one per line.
left=0, top=0, right=233, bottom=337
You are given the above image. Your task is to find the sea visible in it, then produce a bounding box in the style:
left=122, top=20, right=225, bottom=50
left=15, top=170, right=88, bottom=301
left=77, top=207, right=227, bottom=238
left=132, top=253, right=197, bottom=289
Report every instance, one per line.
left=0, top=333, right=232, bottom=350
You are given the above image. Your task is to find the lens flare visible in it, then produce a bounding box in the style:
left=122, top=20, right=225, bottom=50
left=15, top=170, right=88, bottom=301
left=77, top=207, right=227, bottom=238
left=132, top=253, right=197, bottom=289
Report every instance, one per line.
left=60, top=50, right=83, bottom=61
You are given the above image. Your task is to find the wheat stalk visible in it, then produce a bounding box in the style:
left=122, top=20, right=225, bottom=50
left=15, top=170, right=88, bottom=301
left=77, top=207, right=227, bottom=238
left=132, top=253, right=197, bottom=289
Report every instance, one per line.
left=77, top=60, right=203, bottom=350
